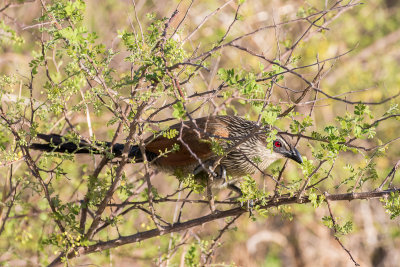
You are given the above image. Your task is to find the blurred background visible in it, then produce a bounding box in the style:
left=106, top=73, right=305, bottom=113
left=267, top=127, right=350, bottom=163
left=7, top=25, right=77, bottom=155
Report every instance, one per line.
left=1, top=0, right=400, bottom=266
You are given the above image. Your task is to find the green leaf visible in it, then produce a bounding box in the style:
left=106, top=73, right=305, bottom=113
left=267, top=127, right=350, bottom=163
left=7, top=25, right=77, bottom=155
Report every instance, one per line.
left=172, top=101, right=186, bottom=119
left=382, top=192, right=400, bottom=219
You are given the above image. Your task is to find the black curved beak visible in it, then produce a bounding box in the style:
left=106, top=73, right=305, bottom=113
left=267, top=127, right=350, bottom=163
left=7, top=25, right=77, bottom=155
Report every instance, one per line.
left=287, top=148, right=303, bottom=164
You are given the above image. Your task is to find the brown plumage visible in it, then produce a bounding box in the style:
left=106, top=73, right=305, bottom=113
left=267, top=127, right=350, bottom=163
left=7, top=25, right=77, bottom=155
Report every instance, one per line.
left=30, top=115, right=303, bottom=192
left=145, top=116, right=229, bottom=169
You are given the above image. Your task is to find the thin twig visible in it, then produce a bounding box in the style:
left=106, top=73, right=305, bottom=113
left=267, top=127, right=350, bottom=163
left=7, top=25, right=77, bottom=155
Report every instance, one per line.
left=325, top=192, right=360, bottom=266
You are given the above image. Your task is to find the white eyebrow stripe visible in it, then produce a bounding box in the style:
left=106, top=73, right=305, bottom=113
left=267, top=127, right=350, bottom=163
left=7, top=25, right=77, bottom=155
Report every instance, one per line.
left=277, top=136, right=291, bottom=150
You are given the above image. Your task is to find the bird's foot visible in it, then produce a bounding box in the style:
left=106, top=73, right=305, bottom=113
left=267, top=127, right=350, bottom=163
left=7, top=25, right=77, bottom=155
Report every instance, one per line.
left=193, top=161, right=227, bottom=181
left=239, top=199, right=255, bottom=217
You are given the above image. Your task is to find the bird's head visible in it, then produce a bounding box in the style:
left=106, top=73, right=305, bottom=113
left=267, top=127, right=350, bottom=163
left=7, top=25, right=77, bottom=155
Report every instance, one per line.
left=272, top=135, right=303, bottom=164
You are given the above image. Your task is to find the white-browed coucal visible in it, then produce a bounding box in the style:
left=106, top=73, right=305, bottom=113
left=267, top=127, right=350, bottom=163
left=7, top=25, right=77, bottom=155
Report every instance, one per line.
left=30, top=115, right=302, bottom=193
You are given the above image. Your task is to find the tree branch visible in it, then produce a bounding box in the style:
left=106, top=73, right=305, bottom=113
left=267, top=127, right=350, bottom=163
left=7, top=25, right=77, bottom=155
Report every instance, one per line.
left=49, top=188, right=400, bottom=266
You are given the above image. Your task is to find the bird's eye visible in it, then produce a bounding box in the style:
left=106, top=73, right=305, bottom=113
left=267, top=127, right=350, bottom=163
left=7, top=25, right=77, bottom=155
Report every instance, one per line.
left=274, top=141, right=282, bottom=148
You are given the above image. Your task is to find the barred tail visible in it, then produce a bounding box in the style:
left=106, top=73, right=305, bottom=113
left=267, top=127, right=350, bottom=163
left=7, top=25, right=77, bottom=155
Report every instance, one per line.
left=30, top=134, right=146, bottom=161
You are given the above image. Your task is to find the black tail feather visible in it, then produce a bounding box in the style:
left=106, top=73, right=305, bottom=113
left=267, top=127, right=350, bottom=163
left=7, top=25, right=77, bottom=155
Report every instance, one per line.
left=31, top=134, right=96, bottom=154
left=30, top=134, right=151, bottom=162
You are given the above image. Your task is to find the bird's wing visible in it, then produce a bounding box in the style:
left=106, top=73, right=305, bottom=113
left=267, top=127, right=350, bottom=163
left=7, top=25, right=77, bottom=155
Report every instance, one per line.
left=145, top=116, right=229, bottom=167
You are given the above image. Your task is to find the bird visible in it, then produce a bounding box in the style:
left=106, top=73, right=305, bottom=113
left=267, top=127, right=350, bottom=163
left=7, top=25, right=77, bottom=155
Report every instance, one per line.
left=30, top=115, right=303, bottom=194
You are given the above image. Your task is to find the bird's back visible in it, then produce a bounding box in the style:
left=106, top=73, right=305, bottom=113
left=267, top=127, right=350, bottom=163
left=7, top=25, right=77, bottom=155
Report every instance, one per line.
left=145, top=116, right=277, bottom=177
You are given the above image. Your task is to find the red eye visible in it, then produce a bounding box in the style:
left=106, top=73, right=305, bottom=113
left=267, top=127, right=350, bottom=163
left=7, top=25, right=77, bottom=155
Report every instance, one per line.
left=274, top=141, right=282, bottom=148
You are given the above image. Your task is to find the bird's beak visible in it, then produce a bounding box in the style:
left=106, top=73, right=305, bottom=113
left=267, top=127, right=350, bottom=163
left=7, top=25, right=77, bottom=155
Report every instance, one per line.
left=286, top=148, right=303, bottom=164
